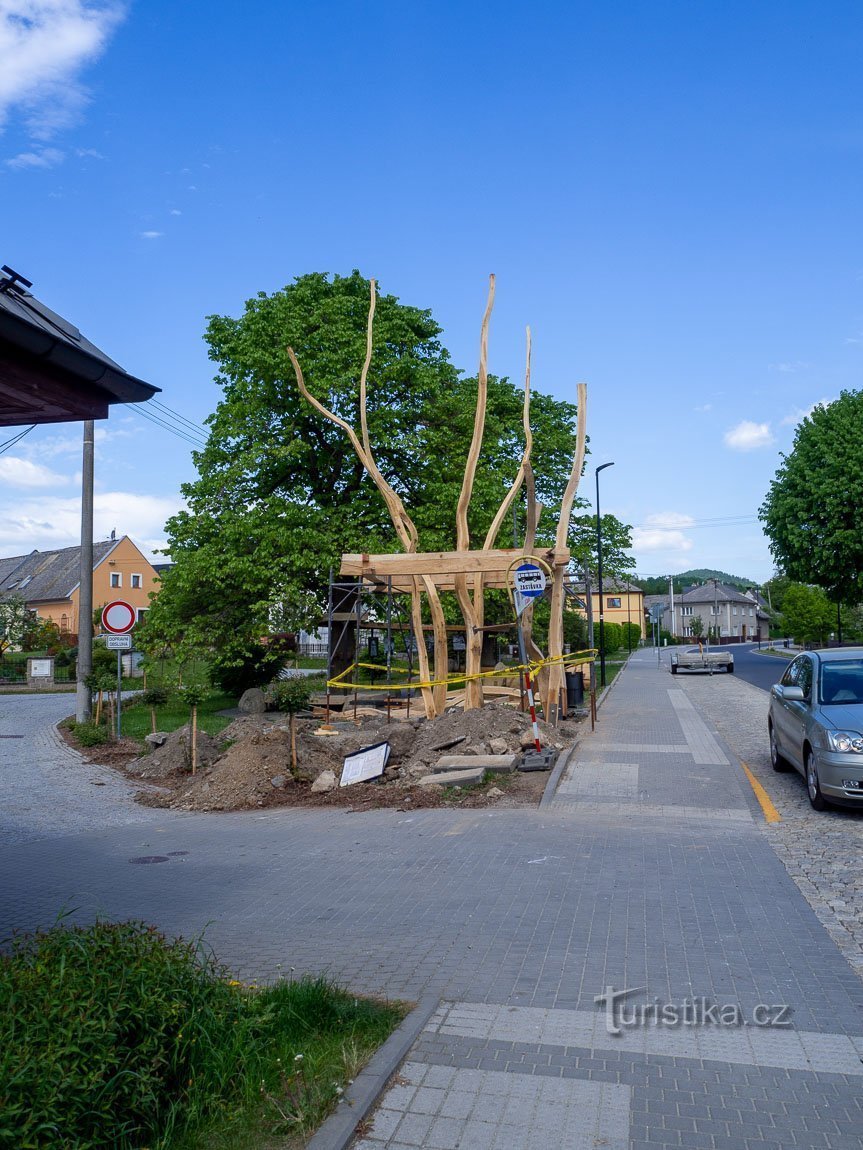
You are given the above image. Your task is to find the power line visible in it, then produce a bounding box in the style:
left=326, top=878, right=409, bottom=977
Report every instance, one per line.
left=148, top=399, right=209, bottom=438
left=126, top=403, right=208, bottom=449
left=632, top=514, right=759, bottom=531
left=0, top=425, right=36, bottom=456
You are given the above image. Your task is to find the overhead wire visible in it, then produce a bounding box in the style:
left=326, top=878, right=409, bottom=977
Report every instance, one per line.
left=0, top=425, right=36, bottom=456
left=125, top=403, right=208, bottom=449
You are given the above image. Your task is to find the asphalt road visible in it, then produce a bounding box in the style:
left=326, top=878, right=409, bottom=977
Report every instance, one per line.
left=728, top=640, right=793, bottom=692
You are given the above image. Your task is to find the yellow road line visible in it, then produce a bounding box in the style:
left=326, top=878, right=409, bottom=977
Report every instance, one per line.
left=740, top=761, right=781, bottom=823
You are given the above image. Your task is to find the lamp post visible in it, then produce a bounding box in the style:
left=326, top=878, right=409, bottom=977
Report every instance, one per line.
left=595, top=462, right=615, bottom=687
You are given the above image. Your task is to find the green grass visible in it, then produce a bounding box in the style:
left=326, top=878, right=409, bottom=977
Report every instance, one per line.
left=0, top=920, right=405, bottom=1150
left=119, top=691, right=238, bottom=744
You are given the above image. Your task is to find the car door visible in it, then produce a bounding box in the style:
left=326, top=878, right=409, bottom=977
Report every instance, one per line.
left=774, top=655, right=812, bottom=772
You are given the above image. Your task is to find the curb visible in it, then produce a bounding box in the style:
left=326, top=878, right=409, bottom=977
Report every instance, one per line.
left=305, top=993, right=440, bottom=1150
left=540, top=742, right=576, bottom=808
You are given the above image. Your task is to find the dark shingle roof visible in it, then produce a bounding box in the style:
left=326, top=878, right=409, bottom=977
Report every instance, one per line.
left=0, top=540, right=118, bottom=602
left=678, top=582, right=755, bottom=605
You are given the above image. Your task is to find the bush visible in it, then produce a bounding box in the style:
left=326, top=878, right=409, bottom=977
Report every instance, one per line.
left=621, top=622, right=641, bottom=650
left=601, top=621, right=622, bottom=655
left=209, top=639, right=295, bottom=695
left=71, top=721, right=110, bottom=746
left=268, top=676, right=313, bottom=714
left=0, top=920, right=402, bottom=1149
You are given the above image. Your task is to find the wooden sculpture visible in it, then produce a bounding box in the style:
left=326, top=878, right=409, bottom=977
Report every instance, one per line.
left=288, top=275, right=587, bottom=721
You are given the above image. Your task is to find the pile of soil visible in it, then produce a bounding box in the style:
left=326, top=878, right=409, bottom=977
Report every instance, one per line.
left=134, top=701, right=581, bottom=814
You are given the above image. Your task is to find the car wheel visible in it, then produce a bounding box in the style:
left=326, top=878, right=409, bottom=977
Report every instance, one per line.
left=805, top=749, right=828, bottom=811
left=671, top=663, right=678, bottom=675
left=726, top=664, right=734, bottom=674
left=769, top=722, right=789, bottom=772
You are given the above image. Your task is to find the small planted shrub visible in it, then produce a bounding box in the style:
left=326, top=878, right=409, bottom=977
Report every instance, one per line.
left=71, top=720, right=110, bottom=746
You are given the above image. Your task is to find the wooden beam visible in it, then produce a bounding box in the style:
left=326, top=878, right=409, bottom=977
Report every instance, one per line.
left=341, top=547, right=569, bottom=580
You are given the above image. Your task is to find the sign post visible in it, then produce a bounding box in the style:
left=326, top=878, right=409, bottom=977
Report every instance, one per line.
left=512, top=563, right=547, bottom=752
left=101, top=600, right=136, bottom=737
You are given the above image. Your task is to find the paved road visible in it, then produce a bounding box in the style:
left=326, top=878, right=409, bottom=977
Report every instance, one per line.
left=4, top=666, right=863, bottom=1148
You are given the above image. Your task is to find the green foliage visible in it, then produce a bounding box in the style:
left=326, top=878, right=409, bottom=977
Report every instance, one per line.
left=92, top=641, right=118, bottom=674
left=600, top=621, right=622, bottom=655
left=689, top=615, right=704, bottom=638
left=779, top=582, right=834, bottom=646
left=177, top=683, right=209, bottom=709
left=142, top=271, right=581, bottom=672
left=570, top=513, right=636, bottom=582
left=0, top=595, right=38, bottom=651
left=635, top=569, right=755, bottom=595
left=621, top=621, right=641, bottom=649
left=268, top=676, right=313, bottom=714
left=208, top=637, right=296, bottom=696
left=760, top=392, right=863, bottom=604
left=0, top=920, right=403, bottom=1149
left=142, top=686, right=170, bottom=709
left=563, top=608, right=589, bottom=651
left=71, top=721, right=110, bottom=746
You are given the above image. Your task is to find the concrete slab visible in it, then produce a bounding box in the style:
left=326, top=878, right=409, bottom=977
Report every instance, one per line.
left=418, top=766, right=486, bottom=787
left=433, top=755, right=517, bottom=774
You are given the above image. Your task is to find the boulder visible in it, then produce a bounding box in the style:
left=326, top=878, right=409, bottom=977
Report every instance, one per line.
left=488, top=737, right=509, bottom=756
left=145, top=731, right=168, bottom=748
left=311, top=769, right=337, bottom=793
left=238, top=688, right=268, bottom=714
left=270, top=775, right=287, bottom=789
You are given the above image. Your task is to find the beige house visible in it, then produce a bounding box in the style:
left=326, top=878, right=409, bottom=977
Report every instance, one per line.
left=570, top=578, right=646, bottom=639
left=0, top=535, right=159, bottom=637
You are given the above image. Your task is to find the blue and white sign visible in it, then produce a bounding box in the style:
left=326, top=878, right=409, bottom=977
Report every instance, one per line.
left=513, top=563, right=546, bottom=616
left=514, top=564, right=545, bottom=596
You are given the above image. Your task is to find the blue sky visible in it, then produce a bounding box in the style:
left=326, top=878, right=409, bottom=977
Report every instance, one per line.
left=2, top=1, right=862, bottom=584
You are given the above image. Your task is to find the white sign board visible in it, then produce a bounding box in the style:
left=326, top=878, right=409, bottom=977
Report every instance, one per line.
left=106, top=634, right=133, bottom=650
left=340, top=741, right=391, bottom=787
left=30, top=659, right=51, bottom=677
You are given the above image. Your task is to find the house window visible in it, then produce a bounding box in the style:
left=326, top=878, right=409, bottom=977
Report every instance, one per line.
left=131, top=574, right=142, bottom=589
left=681, top=606, right=693, bottom=616
left=607, top=597, right=621, bottom=608
left=137, top=609, right=148, bottom=623
left=60, top=614, right=68, bottom=633
left=732, top=607, right=737, bottom=616
left=110, top=572, right=121, bottom=588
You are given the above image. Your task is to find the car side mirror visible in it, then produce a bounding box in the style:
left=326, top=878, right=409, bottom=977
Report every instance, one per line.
left=779, top=685, right=805, bottom=701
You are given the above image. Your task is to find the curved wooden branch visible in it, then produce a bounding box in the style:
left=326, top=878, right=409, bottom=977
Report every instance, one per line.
left=483, top=324, right=533, bottom=550
left=456, top=274, right=495, bottom=551
left=289, top=347, right=418, bottom=552
left=359, top=278, right=376, bottom=459
left=555, top=381, right=588, bottom=551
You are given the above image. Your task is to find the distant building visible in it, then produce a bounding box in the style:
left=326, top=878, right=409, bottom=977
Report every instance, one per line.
left=0, top=535, right=160, bottom=636
left=568, top=578, right=646, bottom=639
left=669, top=582, right=770, bottom=642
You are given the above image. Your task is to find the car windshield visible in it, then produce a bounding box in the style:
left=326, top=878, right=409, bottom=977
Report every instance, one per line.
left=819, top=660, right=863, bottom=705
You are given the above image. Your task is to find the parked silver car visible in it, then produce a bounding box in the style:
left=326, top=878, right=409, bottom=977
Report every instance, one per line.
left=768, top=648, right=863, bottom=810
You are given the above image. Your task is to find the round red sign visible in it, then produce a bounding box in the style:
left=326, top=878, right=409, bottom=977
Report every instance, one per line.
left=101, top=600, right=136, bottom=634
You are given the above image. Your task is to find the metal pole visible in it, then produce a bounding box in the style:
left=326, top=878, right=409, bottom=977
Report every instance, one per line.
left=76, top=420, right=94, bottom=723
left=116, top=649, right=122, bottom=738
left=516, top=613, right=541, bottom=752
left=386, top=576, right=393, bottom=722
left=595, top=462, right=614, bottom=688
left=325, top=567, right=334, bottom=727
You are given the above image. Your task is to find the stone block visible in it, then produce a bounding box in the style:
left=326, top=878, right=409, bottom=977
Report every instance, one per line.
left=418, top=766, right=486, bottom=787
left=434, top=755, right=517, bottom=774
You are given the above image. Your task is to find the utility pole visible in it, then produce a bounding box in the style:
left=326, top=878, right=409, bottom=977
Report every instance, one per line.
left=76, top=420, right=94, bottom=723
left=669, top=575, right=675, bottom=639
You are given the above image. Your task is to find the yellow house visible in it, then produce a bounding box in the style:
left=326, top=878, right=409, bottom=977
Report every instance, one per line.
left=570, top=578, right=645, bottom=639
left=0, top=535, right=159, bottom=637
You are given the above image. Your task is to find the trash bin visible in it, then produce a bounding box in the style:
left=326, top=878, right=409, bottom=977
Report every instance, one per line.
left=565, top=670, right=585, bottom=708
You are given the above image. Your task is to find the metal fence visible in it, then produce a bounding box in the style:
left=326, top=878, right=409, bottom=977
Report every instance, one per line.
left=0, top=654, right=74, bottom=684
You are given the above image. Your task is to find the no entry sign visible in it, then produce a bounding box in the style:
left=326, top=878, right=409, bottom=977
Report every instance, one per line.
left=102, top=599, right=136, bottom=634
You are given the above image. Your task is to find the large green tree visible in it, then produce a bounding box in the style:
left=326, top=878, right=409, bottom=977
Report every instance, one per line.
left=780, top=583, right=833, bottom=646
left=760, top=392, right=863, bottom=605
left=142, top=272, right=581, bottom=673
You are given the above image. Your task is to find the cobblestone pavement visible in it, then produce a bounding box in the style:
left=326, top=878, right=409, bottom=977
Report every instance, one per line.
left=3, top=660, right=863, bottom=1147
left=0, top=693, right=169, bottom=844
left=674, top=663, right=863, bottom=980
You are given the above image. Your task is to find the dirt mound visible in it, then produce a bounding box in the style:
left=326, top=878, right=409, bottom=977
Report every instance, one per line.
left=133, top=724, right=221, bottom=779
left=148, top=698, right=582, bottom=813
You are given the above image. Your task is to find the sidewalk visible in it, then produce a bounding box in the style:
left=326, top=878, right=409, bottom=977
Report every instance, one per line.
left=349, top=647, right=863, bottom=1150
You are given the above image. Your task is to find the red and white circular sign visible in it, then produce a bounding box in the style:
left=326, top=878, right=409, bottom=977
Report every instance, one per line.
left=102, top=600, right=136, bottom=634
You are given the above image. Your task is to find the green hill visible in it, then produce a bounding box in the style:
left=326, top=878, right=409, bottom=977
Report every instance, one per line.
left=635, top=569, right=756, bottom=595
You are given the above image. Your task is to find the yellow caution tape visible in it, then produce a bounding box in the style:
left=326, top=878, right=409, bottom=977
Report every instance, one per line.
left=325, top=650, right=597, bottom=692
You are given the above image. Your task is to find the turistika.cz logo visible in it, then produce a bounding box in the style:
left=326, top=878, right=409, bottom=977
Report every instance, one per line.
left=594, top=986, right=793, bottom=1036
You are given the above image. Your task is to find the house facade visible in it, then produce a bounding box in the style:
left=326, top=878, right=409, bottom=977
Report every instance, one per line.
left=570, top=578, right=646, bottom=639
left=669, top=583, right=770, bottom=642
left=0, top=536, right=159, bottom=637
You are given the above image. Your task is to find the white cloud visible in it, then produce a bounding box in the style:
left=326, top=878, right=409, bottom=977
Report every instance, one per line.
left=723, top=421, right=775, bottom=451
left=169, top=208, right=181, bottom=216
left=0, top=2, right=125, bottom=143
left=769, top=361, right=810, bottom=373
left=0, top=491, right=181, bottom=561
left=780, top=398, right=836, bottom=426
left=632, top=528, right=693, bottom=553
left=6, top=145, right=64, bottom=168
left=0, top=455, right=70, bottom=487
left=642, top=511, right=695, bottom=530
left=140, top=230, right=163, bottom=239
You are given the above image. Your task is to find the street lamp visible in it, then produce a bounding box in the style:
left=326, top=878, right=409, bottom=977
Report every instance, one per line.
left=595, top=462, right=615, bottom=688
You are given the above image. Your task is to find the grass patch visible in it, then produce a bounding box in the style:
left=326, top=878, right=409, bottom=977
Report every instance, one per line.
left=0, top=920, right=405, bottom=1150
left=120, top=692, right=238, bottom=745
